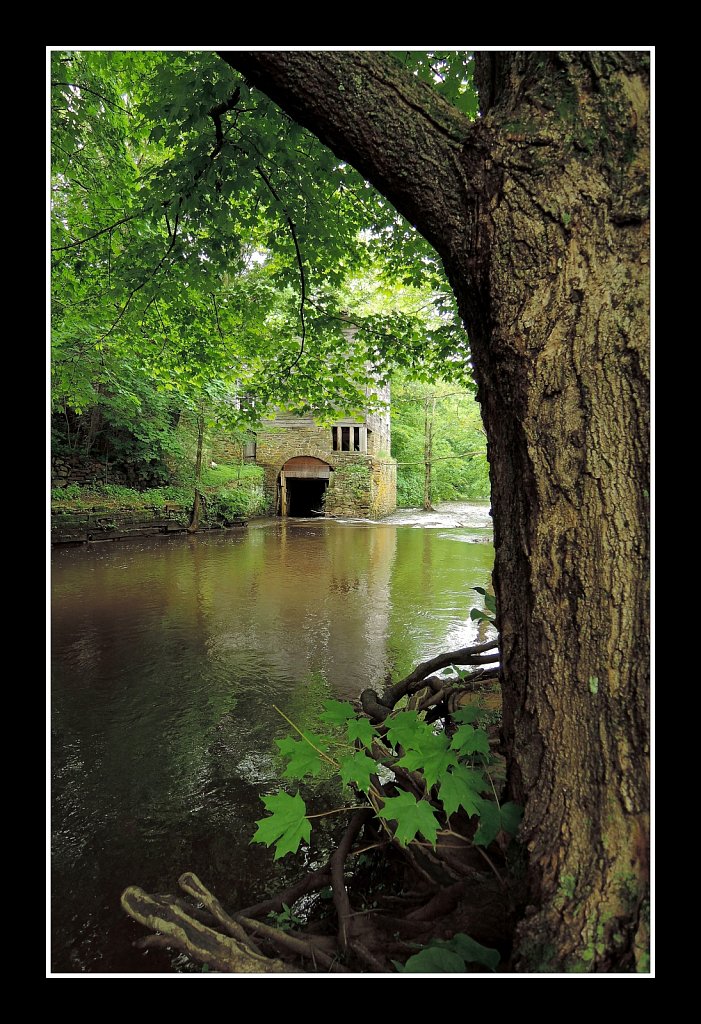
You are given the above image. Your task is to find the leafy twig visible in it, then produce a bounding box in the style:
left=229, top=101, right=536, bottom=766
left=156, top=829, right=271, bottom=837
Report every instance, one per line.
left=272, top=704, right=339, bottom=767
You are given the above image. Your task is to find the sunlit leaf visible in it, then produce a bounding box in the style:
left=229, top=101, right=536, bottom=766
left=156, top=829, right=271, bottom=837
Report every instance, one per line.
left=377, top=791, right=440, bottom=847
left=397, top=732, right=457, bottom=789
left=450, top=723, right=490, bottom=757
left=438, top=764, right=486, bottom=818
left=338, top=751, right=378, bottom=794
left=319, top=700, right=356, bottom=727
left=275, top=734, right=327, bottom=779
left=346, top=717, right=376, bottom=750
left=252, top=791, right=311, bottom=860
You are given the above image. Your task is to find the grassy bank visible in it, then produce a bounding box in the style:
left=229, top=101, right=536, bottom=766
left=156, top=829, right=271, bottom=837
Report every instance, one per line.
left=51, top=463, right=269, bottom=522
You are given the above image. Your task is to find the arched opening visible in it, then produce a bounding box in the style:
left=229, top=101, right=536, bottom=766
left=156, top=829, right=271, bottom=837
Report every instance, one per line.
left=279, top=457, right=331, bottom=517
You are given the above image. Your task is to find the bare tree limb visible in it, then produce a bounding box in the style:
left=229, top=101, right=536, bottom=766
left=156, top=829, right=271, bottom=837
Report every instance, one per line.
left=51, top=214, right=139, bottom=253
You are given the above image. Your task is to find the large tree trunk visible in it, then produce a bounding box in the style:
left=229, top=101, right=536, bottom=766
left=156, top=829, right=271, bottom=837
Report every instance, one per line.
left=220, top=50, right=650, bottom=972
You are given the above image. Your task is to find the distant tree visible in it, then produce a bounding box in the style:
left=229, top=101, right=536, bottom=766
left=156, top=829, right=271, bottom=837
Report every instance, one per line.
left=391, top=377, right=488, bottom=507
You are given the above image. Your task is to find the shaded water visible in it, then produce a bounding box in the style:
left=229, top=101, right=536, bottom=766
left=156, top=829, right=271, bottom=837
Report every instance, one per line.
left=51, top=512, right=494, bottom=973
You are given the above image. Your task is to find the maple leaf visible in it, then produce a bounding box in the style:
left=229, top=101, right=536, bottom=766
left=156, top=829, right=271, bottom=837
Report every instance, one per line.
left=449, top=722, right=490, bottom=757
left=451, top=706, right=489, bottom=726
left=396, top=732, right=457, bottom=789
left=319, top=700, right=356, bottom=727
left=385, top=711, right=433, bottom=751
left=437, top=763, right=486, bottom=819
left=346, top=717, right=376, bottom=749
left=275, top=733, right=327, bottom=779
left=338, top=751, right=378, bottom=794
left=252, top=791, right=311, bottom=860
left=377, top=791, right=440, bottom=847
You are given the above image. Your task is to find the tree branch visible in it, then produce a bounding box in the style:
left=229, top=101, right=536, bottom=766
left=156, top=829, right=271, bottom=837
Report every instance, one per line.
left=217, top=51, right=478, bottom=269
left=51, top=214, right=139, bottom=253
left=52, top=80, right=132, bottom=114
left=360, top=639, right=499, bottom=720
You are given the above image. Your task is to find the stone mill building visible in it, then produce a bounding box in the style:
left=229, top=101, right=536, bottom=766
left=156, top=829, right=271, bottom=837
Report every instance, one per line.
left=253, top=386, right=397, bottom=519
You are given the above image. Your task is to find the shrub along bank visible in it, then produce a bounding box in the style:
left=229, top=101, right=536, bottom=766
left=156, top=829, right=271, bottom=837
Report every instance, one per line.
left=51, top=464, right=269, bottom=542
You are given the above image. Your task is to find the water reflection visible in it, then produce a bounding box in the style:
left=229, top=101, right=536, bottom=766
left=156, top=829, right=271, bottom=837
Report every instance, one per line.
left=51, top=517, right=493, bottom=972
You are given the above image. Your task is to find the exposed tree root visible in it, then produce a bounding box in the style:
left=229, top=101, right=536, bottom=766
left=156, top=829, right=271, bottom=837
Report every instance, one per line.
left=360, top=639, right=499, bottom=721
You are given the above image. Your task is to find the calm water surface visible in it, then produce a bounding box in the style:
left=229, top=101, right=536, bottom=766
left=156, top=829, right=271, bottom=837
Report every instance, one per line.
left=51, top=512, right=494, bottom=973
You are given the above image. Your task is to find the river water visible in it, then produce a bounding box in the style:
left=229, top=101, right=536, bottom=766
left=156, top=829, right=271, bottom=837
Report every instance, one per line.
left=50, top=503, right=494, bottom=973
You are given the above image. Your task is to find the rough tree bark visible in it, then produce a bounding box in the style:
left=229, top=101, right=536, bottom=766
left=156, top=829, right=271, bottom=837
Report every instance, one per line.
left=218, top=50, right=650, bottom=972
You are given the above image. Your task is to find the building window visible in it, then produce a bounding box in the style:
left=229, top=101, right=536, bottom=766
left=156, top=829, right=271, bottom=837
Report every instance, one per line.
left=332, top=425, right=364, bottom=452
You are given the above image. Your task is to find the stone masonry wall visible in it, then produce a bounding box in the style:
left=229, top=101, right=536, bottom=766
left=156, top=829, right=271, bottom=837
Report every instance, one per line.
left=324, top=459, right=374, bottom=518
left=52, top=454, right=129, bottom=489
left=255, top=414, right=396, bottom=518
left=370, top=460, right=397, bottom=518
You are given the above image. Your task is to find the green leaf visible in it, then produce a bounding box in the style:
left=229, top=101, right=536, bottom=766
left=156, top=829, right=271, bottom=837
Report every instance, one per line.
left=338, top=751, right=378, bottom=794
left=252, top=791, right=311, bottom=860
left=319, top=699, right=357, bottom=726
left=346, top=717, right=376, bottom=749
left=451, top=706, right=484, bottom=725
left=450, top=722, right=490, bottom=757
left=397, top=947, right=466, bottom=973
left=472, top=586, right=487, bottom=596
left=484, top=593, right=497, bottom=614
left=473, top=798, right=501, bottom=847
left=385, top=710, right=432, bottom=751
left=470, top=608, right=494, bottom=624
left=397, top=732, right=457, bottom=789
left=275, top=734, right=327, bottom=779
left=377, top=791, right=440, bottom=847
left=442, top=933, right=500, bottom=971
left=438, top=764, right=486, bottom=818
left=499, top=801, right=523, bottom=837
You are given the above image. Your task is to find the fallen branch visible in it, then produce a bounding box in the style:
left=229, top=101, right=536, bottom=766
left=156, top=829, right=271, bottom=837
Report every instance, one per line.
left=121, top=885, right=293, bottom=973
left=236, top=914, right=346, bottom=972
left=178, top=873, right=263, bottom=954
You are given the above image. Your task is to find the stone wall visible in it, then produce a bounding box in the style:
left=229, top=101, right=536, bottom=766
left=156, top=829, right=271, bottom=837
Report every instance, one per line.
left=51, top=454, right=129, bottom=489
left=366, top=380, right=392, bottom=457
left=324, top=459, right=374, bottom=518
left=370, top=459, right=397, bottom=518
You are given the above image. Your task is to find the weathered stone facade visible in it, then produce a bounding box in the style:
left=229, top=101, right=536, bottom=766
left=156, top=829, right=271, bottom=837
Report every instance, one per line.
left=254, top=406, right=396, bottom=519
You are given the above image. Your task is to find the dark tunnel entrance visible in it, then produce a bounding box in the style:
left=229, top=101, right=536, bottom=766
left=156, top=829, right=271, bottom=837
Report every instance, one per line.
left=285, top=477, right=328, bottom=517
left=279, top=457, right=331, bottom=517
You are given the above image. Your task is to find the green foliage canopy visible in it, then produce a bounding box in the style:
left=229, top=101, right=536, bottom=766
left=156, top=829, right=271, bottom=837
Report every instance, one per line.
left=51, top=49, right=476, bottom=440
